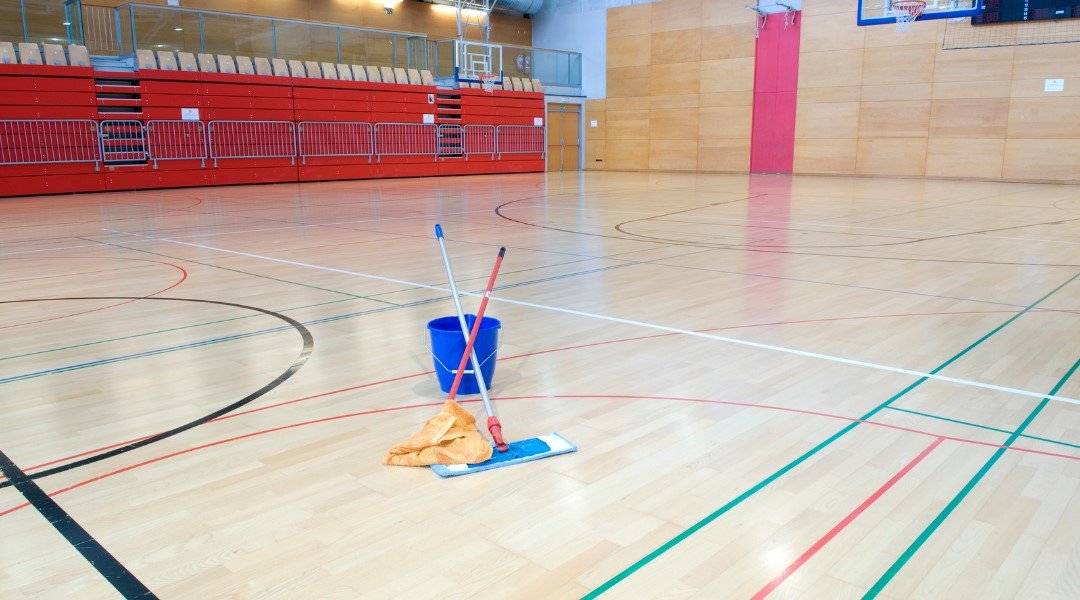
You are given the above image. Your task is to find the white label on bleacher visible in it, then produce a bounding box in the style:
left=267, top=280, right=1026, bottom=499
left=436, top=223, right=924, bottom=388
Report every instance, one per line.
left=534, top=117, right=543, bottom=126
left=181, top=108, right=200, bottom=121
left=1045, top=79, right=1064, bottom=92
left=423, top=114, right=435, bottom=124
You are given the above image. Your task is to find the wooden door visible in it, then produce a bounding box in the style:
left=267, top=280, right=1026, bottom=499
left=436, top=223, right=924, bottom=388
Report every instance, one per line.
left=545, top=103, right=581, bottom=172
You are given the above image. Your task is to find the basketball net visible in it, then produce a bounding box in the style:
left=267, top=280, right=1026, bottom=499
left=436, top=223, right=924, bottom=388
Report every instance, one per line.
left=890, top=0, right=925, bottom=32
left=478, top=73, right=497, bottom=94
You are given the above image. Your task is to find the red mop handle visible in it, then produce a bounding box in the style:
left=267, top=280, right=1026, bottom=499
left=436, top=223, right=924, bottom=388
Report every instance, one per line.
left=447, top=247, right=506, bottom=402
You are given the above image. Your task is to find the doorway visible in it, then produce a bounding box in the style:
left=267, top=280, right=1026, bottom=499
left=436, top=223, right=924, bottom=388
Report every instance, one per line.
left=546, top=103, right=580, bottom=172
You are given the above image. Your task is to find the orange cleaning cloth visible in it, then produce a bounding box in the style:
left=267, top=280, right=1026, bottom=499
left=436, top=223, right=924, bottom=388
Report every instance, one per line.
left=384, top=399, right=494, bottom=466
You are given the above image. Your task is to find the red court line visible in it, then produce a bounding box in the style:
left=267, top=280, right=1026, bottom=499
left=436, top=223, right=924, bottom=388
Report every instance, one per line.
left=2, top=396, right=1076, bottom=520
left=0, top=258, right=188, bottom=330
left=7, top=306, right=1075, bottom=480
left=750, top=436, right=945, bottom=600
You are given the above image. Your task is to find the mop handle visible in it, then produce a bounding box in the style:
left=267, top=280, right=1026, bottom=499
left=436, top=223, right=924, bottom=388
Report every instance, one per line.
left=435, top=225, right=499, bottom=417
left=445, top=245, right=505, bottom=401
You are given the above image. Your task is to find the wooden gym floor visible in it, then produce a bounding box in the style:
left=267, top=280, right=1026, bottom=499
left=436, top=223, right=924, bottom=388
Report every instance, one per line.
left=1, top=171, right=1078, bottom=599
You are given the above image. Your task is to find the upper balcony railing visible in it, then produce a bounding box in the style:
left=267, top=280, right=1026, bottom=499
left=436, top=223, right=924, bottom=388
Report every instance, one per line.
left=74, top=2, right=429, bottom=70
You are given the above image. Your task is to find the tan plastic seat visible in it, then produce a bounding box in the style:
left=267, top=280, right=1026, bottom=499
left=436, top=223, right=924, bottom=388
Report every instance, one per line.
left=407, top=68, right=422, bottom=85
left=420, top=69, right=435, bottom=86
left=217, top=55, right=237, bottom=74
left=68, top=44, right=90, bottom=67
left=0, top=42, right=16, bottom=65
left=253, top=57, right=272, bottom=76
left=304, top=61, right=322, bottom=78
left=236, top=56, right=255, bottom=75
left=18, top=43, right=43, bottom=65
left=531, top=78, right=543, bottom=93
left=220, top=55, right=238, bottom=74
left=178, top=52, right=198, bottom=72
left=336, top=64, right=352, bottom=81
left=136, top=49, right=156, bottom=70
left=365, top=65, right=381, bottom=82
left=510, top=77, right=524, bottom=91
left=43, top=43, right=67, bottom=66
left=197, top=53, right=217, bottom=73
left=271, top=58, right=289, bottom=76
left=352, top=65, right=368, bottom=82
left=521, top=78, right=534, bottom=92
left=321, top=62, right=337, bottom=80
left=288, top=60, right=306, bottom=77
left=157, top=50, right=179, bottom=71
left=394, top=67, right=408, bottom=84
left=380, top=66, right=395, bottom=83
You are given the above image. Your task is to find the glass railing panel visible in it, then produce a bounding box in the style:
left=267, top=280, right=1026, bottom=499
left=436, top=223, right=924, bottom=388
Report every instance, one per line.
left=273, top=21, right=340, bottom=63
left=0, top=2, right=26, bottom=43
left=20, top=0, right=70, bottom=46
left=200, top=12, right=274, bottom=58
left=129, top=5, right=199, bottom=55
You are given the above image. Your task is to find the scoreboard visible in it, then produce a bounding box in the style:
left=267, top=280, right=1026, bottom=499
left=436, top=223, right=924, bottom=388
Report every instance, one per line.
left=973, top=0, right=1080, bottom=23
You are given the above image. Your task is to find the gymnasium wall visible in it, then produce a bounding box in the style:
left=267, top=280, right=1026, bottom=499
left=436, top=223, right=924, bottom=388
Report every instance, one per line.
left=796, top=0, right=1079, bottom=182
left=587, top=0, right=757, bottom=172
left=82, top=0, right=532, bottom=46
left=590, top=0, right=1080, bottom=183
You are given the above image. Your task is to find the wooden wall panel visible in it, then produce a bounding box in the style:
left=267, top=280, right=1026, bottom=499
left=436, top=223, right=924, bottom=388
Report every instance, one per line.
left=1002, top=140, right=1080, bottom=182
left=925, top=138, right=1005, bottom=179
left=794, top=139, right=858, bottom=174
left=794, top=5, right=1079, bottom=182
left=856, top=138, right=928, bottom=176
left=584, top=99, right=606, bottom=171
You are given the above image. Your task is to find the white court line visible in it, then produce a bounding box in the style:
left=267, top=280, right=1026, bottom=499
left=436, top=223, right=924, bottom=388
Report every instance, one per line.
left=108, top=229, right=1080, bottom=408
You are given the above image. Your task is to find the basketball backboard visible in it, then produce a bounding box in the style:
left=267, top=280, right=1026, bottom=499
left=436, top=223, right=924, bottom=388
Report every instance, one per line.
left=858, top=0, right=984, bottom=26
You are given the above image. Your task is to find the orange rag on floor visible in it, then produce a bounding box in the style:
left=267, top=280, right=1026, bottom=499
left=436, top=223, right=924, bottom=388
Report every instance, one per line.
left=383, top=399, right=494, bottom=466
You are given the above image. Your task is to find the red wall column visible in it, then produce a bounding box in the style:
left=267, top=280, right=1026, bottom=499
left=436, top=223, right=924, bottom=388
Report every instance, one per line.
left=749, top=13, right=801, bottom=173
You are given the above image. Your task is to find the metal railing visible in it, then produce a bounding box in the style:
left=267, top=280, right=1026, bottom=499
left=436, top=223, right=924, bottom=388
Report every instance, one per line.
left=80, top=4, right=119, bottom=55
left=373, top=123, right=438, bottom=161
left=496, top=125, right=545, bottom=157
left=438, top=124, right=464, bottom=155
left=0, top=120, right=548, bottom=168
left=463, top=124, right=496, bottom=159
left=98, top=119, right=146, bottom=163
left=0, top=120, right=101, bottom=167
left=208, top=120, right=296, bottom=166
left=146, top=120, right=208, bottom=167
left=297, top=121, right=374, bottom=164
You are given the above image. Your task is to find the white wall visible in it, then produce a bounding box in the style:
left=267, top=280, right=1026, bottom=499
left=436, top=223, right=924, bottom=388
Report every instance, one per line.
left=530, top=0, right=660, bottom=98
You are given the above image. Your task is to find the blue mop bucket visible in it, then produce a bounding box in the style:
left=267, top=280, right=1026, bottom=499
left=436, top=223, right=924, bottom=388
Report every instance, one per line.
left=427, top=315, right=501, bottom=395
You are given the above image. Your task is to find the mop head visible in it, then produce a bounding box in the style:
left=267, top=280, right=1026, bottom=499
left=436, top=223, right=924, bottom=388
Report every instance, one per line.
left=383, top=399, right=494, bottom=467
left=430, top=433, right=577, bottom=477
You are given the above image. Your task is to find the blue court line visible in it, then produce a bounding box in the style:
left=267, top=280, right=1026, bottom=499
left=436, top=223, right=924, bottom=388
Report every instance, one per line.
left=0, top=252, right=672, bottom=387
left=865, top=356, right=1080, bottom=598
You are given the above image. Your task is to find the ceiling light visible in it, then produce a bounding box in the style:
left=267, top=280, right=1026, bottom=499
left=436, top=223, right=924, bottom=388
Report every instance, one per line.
left=62, top=21, right=71, bottom=26
left=174, top=27, right=183, bottom=31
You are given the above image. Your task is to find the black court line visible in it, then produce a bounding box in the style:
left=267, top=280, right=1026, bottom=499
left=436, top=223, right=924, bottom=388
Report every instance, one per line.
left=0, top=449, right=157, bottom=598
left=0, top=296, right=313, bottom=486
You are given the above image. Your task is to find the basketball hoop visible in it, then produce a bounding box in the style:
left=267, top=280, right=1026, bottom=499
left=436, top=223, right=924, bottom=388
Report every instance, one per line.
left=890, top=0, right=925, bottom=32
left=478, top=73, right=498, bottom=94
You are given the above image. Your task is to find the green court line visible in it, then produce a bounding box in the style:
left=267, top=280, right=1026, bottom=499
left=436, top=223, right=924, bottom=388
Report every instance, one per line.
left=865, top=356, right=1080, bottom=598
left=887, top=406, right=1080, bottom=451
left=582, top=271, right=1079, bottom=599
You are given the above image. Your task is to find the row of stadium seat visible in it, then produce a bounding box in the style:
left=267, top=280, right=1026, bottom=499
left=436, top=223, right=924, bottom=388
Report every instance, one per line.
left=0, top=41, right=544, bottom=92
left=0, top=41, right=91, bottom=67
left=136, top=49, right=544, bottom=91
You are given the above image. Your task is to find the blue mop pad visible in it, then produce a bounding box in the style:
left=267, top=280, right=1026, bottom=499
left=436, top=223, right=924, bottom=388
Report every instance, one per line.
left=430, top=433, right=577, bottom=477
